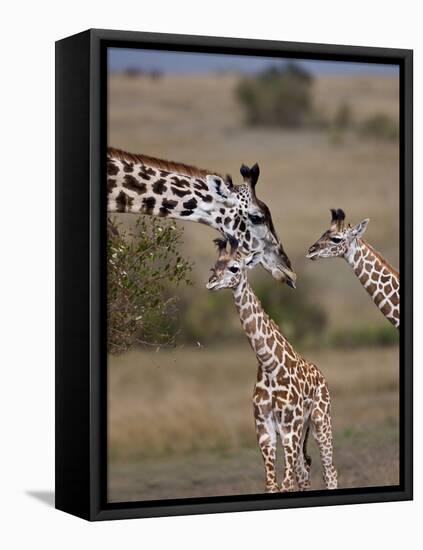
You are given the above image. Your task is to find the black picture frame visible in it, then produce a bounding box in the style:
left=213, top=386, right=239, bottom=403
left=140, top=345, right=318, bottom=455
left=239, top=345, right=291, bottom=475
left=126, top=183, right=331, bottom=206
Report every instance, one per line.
left=55, top=28, right=413, bottom=521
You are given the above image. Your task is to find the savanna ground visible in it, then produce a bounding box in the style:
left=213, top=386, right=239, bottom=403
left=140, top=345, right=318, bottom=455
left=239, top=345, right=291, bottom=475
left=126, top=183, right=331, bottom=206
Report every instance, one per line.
left=107, top=69, right=400, bottom=502
left=108, top=346, right=398, bottom=502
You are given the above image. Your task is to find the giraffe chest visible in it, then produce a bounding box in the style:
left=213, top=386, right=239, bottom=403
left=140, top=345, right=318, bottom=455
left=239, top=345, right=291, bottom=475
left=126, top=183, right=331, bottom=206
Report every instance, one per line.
left=254, top=363, right=316, bottom=412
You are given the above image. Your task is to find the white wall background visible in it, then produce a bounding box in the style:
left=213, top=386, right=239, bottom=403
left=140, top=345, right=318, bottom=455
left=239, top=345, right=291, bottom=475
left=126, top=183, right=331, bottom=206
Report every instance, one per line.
left=0, top=1, right=420, bottom=547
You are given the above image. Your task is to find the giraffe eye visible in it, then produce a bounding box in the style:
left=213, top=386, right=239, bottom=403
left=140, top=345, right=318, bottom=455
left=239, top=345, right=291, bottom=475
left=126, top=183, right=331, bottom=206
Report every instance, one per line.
left=229, top=266, right=239, bottom=273
left=248, top=214, right=264, bottom=225
left=331, top=237, right=342, bottom=244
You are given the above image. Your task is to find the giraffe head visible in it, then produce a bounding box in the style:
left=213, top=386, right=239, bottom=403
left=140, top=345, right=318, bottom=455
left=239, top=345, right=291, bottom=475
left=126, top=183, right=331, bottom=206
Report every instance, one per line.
left=207, top=162, right=296, bottom=288
left=306, top=208, right=370, bottom=260
left=108, top=148, right=296, bottom=287
left=206, top=237, right=251, bottom=291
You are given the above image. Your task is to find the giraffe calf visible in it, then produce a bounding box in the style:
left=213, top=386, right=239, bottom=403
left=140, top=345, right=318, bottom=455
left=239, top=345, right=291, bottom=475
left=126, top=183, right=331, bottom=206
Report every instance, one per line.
left=207, top=237, right=338, bottom=492
left=307, top=208, right=400, bottom=328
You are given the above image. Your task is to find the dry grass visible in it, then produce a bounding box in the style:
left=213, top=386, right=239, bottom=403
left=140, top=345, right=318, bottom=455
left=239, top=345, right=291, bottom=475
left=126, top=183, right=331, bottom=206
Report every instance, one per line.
left=109, top=441, right=399, bottom=502
left=108, top=345, right=399, bottom=500
left=109, top=73, right=399, bottom=328
left=109, top=346, right=398, bottom=461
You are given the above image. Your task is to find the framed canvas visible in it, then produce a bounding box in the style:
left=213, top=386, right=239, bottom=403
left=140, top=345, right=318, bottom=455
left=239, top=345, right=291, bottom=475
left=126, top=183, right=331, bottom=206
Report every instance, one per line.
left=55, top=28, right=413, bottom=521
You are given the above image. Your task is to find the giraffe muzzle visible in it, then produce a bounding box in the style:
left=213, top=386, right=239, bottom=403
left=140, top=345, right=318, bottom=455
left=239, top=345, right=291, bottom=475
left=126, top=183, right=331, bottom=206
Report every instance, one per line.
left=206, top=277, right=219, bottom=290
left=306, top=246, right=319, bottom=261
left=272, top=265, right=297, bottom=288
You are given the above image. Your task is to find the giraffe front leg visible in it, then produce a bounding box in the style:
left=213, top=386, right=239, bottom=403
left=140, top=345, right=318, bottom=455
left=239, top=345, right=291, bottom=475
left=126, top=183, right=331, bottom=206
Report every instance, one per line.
left=280, top=434, right=301, bottom=492
left=278, top=408, right=303, bottom=492
left=254, top=405, right=278, bottom=493
left=311, top=407, right=338, bottom=490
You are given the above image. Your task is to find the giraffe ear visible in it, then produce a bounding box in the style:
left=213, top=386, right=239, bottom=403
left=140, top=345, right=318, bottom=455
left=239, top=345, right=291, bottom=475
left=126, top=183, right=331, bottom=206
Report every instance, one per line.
left=206, top=175, right=236, bottom=204
left=350, top=218, right=369, bottom=239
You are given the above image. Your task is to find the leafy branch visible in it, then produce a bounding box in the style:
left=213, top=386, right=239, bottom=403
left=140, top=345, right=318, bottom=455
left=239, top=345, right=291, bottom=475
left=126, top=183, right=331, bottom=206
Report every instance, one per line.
left=107, top=216, right=192, bottom=354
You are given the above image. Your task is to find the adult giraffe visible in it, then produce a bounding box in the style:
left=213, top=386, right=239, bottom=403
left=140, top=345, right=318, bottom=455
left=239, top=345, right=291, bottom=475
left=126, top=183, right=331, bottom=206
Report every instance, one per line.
left=306, top=208, right=399, bottom=328
left=107, top=147, right=296, bottom=287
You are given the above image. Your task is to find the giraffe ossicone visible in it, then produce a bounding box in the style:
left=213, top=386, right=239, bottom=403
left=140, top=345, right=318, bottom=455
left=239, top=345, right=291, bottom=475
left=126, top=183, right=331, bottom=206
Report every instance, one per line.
left=207, top=237, right=338, bottom=493
left=107, top=147, right=296, bottom=287
left=306, top=208, right=400, bottom=328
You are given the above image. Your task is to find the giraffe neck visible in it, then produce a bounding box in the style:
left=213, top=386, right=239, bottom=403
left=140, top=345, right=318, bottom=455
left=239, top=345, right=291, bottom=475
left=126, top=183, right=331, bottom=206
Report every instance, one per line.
left=107, top=148, right=235, bottom=233
left=233, top=277, right=292, bottom=368
left=344, top=238, right=400, bottom=328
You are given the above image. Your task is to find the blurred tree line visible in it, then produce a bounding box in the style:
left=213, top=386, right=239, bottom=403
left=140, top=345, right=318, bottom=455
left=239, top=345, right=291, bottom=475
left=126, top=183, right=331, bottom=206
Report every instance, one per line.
left=236, top=62, right=314, bottom=128
left=236, top=62, right=398, bottom=141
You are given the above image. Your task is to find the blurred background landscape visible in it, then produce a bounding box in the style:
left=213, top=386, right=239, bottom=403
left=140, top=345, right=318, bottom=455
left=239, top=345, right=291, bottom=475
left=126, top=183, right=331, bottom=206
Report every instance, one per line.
left=107, top=48, right=400, bottom=502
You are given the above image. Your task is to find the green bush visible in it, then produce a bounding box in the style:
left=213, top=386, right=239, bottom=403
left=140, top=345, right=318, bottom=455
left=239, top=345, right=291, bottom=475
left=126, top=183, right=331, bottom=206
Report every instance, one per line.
left=236, top=62, right=314, bottom=128
left=253, top=275, right=327, bottom=347
left=359, top=113, right=399, bottom=141
left=328, top=324, right=399, bottom=349
left=176, top=290, right=242, bottom=346
left=107, top=217, right=192, bottom=354
left=327, top=102, right=354, bottom=146
left=333, top=102, right=354, bottom=131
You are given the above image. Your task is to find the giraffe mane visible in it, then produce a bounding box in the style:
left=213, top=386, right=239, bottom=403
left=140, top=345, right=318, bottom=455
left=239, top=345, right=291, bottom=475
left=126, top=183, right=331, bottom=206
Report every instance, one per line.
left=108, top=147, right=222, bottom=179
left=360, top=239, right=399, bottom=278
